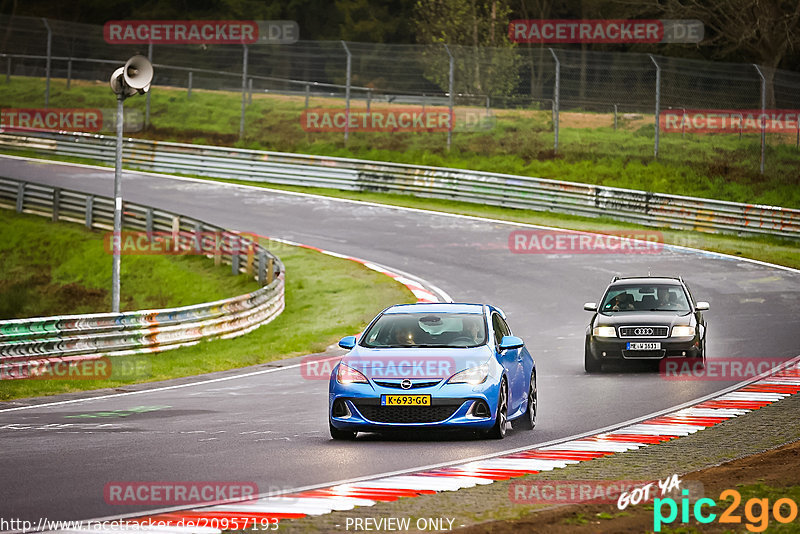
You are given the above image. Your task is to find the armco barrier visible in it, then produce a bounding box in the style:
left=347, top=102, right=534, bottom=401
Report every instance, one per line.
left=0, top=176, right=285, bottom=375
left=1, top=130, right=798, bottom=239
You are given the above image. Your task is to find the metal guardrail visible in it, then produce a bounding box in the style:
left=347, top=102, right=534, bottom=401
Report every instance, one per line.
left=1, top=130, right=799, bottom=240
left=0, top=176, right=285, bottom=375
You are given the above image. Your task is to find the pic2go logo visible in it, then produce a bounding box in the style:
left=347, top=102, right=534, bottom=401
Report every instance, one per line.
left=653, top=489, right=799, bottom=532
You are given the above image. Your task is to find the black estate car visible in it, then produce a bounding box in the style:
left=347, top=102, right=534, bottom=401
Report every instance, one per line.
left=583, top=276, right=709, bottom=373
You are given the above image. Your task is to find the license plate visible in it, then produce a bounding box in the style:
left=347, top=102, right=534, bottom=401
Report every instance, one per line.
left=627, top=342, right=661, bottom=350
left=381, top=395, right=431, bottom=406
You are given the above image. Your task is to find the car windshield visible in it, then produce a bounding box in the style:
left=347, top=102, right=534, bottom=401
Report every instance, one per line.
left=600, top=284, right=690, bottom=313
left=361, top=312, right=487, bottom=348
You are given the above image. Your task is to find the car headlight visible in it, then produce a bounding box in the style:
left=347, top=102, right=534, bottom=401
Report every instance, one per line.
left=592, top=326, right=617, bottom=338
left=336, top=363, right=368, bottom=384
left=447, top=363, right=489, bottom=385
left=671, top=326, right=696, bottom=337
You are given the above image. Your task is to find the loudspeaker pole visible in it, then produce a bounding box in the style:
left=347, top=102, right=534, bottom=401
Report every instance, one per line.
left=112, top=92, right=124, bottom=312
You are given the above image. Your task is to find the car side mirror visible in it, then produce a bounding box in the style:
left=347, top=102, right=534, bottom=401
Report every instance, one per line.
left=499, top=335, right=524, bottom=351
left=584, top=302, right=597, bottom=312
left=695, top=302, right=710, bottom=311
left=338, top=336, right=356, bottom=350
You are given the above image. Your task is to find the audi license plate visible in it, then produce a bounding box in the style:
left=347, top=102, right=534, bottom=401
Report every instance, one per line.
left=627, top=342, right=661, bottom=350
left=381, top=395, right=431, bottom=406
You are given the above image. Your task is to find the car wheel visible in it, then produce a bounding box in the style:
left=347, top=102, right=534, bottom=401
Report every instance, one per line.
left=486, top=379, right=508, bottom=439
left=329, top=422, right=356, bottom=440
left=585, top=343, right=602, bottom=373
left=694, top=338, right=706, bottom=369
left=512, top=371, right=536, bottom=430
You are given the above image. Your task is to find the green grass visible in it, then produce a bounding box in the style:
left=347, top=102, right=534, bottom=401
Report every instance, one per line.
left=0, top=231, right=416, bottom=401
left=0, top=209, right=259, bottom=318
left=2, top=77, right=799, bottom=208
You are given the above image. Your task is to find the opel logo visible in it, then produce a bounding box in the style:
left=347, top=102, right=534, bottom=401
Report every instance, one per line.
left=401, top=379, right=412, bottom=390
left=634, top=327, right=654, bottom=336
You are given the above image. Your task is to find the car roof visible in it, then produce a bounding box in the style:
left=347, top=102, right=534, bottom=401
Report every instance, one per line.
left=609, top=277, right=683, bottom=286
left=383, top=303, right=486, bottom=315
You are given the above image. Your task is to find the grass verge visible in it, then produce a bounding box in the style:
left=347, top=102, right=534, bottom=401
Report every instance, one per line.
left=1, top=77, right=799, bottom=208
left=0, top=216, right=416, bottom=401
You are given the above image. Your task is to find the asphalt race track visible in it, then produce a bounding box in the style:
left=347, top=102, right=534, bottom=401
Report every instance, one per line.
left=1, top=155, right=799, bottom=523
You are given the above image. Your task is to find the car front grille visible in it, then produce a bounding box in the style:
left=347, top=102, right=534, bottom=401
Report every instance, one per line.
left=373, top=380, right=442, bottom=389
left=619, top=326, right=669, bottom=337
left=353, top=403, right=461, bottom=423
left=622, top=349, right=666, bottom=359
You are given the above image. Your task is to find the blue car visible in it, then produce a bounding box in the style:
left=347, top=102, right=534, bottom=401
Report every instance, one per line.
left=329, top=303, right=536, bottom=440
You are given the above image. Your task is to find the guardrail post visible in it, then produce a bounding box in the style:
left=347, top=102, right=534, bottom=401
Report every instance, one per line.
left=232, top=238, right=241, bottom=275
left=258, top=250, right=266, bottom=285
left=366, top=88, right=371, bottom=114
left=145, top=43, right=153, bottom=129
left=66, top=58, right=72, bottom=89
left=145, top=207, right=153, bottom=234
left=549, top=48, right=560, bottom=154
left=42, top=18, right=52, bottom=108
left=16, top=182, right=25, bottom=212
left=85, top=195, right=93, bottom=228
left=246, top=241, right=255, bottom=275
left=214, top=232, right=222, bottom=266
left=613, top=103, right=618, bottom=131
left=649, top=54, right=661, bottom=159
left=193, top=222, right=202, bottom=253
left=239, top=44, right=248, bottom=140
left=304, top=83, right=310, bottom=109
left=341, top=41, right=352, bottom=145
left=187, top=71, right=192, bottom=99
left=444, top=44, right=454, bottom=151
left=753, top=64, right=766, bottom=175
left=52, top=188, right=60, bottom=222
left=267, top=257, right=274, bottom=284
left=171, top=216, right=180, bottom=253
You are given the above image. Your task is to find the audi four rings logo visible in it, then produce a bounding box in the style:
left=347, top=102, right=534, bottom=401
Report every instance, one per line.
left=401, top=379, right=413, bottom=389
left=634, top=328, right=654, bottom=336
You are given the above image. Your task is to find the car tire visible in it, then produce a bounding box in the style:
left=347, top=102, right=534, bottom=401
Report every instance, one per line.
left=329, top=422, right=356, bottom=440
left=486, top=379, right=508, bottom=439
left=512, top=371, right=536, bottom=430
left=585, top=343, right=602, bottom=373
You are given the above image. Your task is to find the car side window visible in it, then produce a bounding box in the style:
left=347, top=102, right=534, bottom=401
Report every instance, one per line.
left=492, top=313, right=511, bottom=346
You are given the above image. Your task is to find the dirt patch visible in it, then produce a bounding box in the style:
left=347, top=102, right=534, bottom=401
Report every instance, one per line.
left=455, top=439, right=800, bottom=534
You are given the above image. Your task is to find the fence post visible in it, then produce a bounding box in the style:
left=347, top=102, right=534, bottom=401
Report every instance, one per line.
left=649, top=54, right=661, bottom=159
left=341, top=41, right=352, bottom=145
left=549, top=48, right=560, bottom=154
left=267, top=257, right=274, bottom=284
left=52, top=188, right=60, bottom=222
left=145, top=208, right=153, bottom=234
left=304, top=83, right=310, bottom=109
left=366, top=88, right=371, bottom=114
left=753, top=64, right=766, bottom=175
left=85, top=195, right=93, bottom=229
left=486, top=95, right=490, bottom=117
left=214, top=232, right=222, bottom=266
left=6, top=56, right=10, bottom=83
left=444, top=45, right=454, bottom=151
left=258, top=250, right=266, bottom=285
left=187, top=71, right=192, bottom=98
left=66, top=58, right=72, bottom=89
left=42, top=18, right=52, bottom=108
left=145, top=43, right=153, bottom=129
left=16, top=182, right=24, bottom=212
left=248, top=77, right=253, bottom=105
left=239, top=44, right=248, bottom=140
left=613, top=103, right=618, bottom=131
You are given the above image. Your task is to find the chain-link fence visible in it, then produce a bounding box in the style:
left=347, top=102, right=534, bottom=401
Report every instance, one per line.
left=2, top=15, right=800, bottom=170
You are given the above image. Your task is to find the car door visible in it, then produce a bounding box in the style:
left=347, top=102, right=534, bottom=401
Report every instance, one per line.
left=492, top=312, right=524, bottom=413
